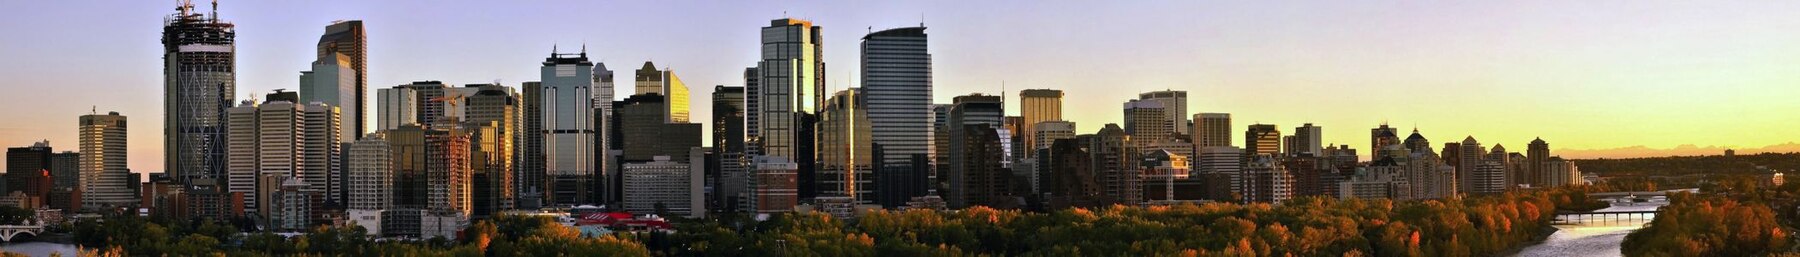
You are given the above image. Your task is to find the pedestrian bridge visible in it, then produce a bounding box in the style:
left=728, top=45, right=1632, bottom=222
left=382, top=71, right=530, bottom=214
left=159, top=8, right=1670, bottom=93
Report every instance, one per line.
left=0, top=224, right=45, bottom=242
left=1552, top=210, right=1657, bottom=225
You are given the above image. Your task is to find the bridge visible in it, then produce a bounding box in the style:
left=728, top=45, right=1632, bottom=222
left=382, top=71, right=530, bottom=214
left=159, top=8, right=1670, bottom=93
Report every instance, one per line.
left=1586, top=188, right=1700, bottom=199
left=0, top=223, right=45, bottom=242
left=1553, top=210, right=1658, bottom=225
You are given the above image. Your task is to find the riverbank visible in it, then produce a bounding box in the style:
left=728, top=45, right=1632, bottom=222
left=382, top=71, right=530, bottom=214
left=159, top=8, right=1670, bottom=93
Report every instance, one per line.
left=1494, top=225, right=1560, bottom=257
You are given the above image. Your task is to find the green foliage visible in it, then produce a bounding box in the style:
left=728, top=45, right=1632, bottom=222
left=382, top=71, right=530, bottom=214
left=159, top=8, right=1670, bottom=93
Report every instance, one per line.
left=1622, top=193, right=1790, bottom=257
left=1576, top=152, right=1799, bottom=176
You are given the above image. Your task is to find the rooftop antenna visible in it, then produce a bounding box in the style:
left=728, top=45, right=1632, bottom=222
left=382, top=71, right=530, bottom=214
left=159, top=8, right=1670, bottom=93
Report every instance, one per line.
left=552, top=43, right=558, bottom=54
left=91, top=106, right=97, bottom=115
left=920, top=13, right=925, bottom=27
left=580, top=40, right=588, bottom=57
left=210, top=0, right=218, bottom=20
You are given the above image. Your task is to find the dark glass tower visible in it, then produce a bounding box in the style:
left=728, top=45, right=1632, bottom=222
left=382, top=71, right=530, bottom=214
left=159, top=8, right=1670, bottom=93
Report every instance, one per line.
left=163, top=2, right=236, bottom=185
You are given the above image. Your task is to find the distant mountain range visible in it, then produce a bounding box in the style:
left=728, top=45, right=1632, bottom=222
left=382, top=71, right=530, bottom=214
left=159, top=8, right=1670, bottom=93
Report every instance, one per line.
left=1556, top=142, right=1800, bottom=159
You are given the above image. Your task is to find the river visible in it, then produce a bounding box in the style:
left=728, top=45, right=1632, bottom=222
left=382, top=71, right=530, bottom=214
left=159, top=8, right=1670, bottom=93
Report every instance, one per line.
left=0, top=241, right=80, bottom=257
left=1512, top=199, right=1668, bottom=257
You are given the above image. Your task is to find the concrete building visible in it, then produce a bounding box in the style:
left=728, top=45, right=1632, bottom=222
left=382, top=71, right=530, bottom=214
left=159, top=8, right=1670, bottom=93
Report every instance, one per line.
left=80, top=112, right=133, bottom=210
left=621, top=155, right=703, bottom=217
left=1542, top=157, right=1583, bottom=187
left=1192, top=113, right=1232, bottom=148
left=1527, top=138, right=1550, bottom=188
left=1289, top=123, right=1322, bottom=157
left=1087, top=124, right=1140, bottom=205
left=1196, top=146, right=1244, bottom=200
left=1138, top=91, right=1188, bottom=135
left=345, top=133, right=390, bottom=235
left=6, top=141, right=54, bottom=207
left=1139, top=150, right=1191, bottom=204
left=1371, top=124, right=1400, bottom=155
left=1246, top=124, right=1281, bottom=158
left=1456, top=137, right=1484, bottom=195
left=1123, top=100, right=1170, bottom=147
left=225, top=100, right=340, bottom=217
left=1339, top=165, right=1410, bottom=200
left=751, top=156, right=799, bottom=214
left=1241, top=156, right=1292, bottom=204
left=376, top=87, right=417, bottom=131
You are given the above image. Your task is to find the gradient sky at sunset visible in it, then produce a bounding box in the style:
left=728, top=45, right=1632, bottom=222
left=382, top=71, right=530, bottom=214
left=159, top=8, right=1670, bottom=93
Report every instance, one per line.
left=3, top=1, right=1799, bottom=173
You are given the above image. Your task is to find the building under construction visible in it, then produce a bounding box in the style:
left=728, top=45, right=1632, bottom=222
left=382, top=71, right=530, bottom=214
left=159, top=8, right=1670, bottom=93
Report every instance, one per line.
left=163, top=0, right=237, bottom=185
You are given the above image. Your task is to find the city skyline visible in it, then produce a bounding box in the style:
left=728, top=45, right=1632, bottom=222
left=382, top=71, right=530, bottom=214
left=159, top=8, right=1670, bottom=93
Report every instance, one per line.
left=6, top=1, right=1800, bottom=174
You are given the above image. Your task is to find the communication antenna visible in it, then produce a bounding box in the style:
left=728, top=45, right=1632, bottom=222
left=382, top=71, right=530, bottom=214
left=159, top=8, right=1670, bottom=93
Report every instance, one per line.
left=211, top=0, right=218, bottom=19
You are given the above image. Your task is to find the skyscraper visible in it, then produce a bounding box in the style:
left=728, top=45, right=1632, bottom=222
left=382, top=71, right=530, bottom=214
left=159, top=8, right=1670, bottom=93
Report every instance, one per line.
left=1123, top=99, right=1169, bottom=146
left=751, top=18, right=825, bottom=202
left=816, top=89, right=873, bottom=204
left=225, top=100, right=340, bottom=217
left=1457, top=136, right=1484, bottom=195
left=527, top=50, right=599, bottom=207
left=1087, top=124, right=1140, bottom=205
left=6, top=141, right=54, bottom=205
left=316, top=20, right=367, bottom=140
left=1138, top=90, right=1188, bottom=135
left=81, top=111, right=132, bottom=209
left=711, top=86, right=747, bottom=211
left=462, top=85, right=517, bottom=218
left=1245, top=124, right=1281, bottom=157
left=300, top=53, right=358, bottom=142
left=1018, top=89, right=1062, bottom=157
left=632, top=62, right=691, bottom=123
left=1527, top=138, right=1549, bottom=188
left=946, top=94, right=1005, bottom=208
left=1192, top=113, right=1231, bottom=148
left=1371, top=124, right=1399, bottom=154
left=163, top=2, right=236, bottom=185
left=1291, top=123, right=1322, bottom=156
left=345, top=133, right=391, bottom=235
left=376, top=87, right=417, bottom=131
left=861, top=27, right=933, bottom=208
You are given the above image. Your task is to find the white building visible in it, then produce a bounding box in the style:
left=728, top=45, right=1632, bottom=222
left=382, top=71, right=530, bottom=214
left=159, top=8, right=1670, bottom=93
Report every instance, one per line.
left=1541, top=157, right=1584, bottom=187
left=1339, top=165, right=1410, bottom=200
left=346, top=133, right=391, bottom=234
left=376, top=87, right=417, bottom=131
left=621, top=155, right=705, bottom=217
left=1197, top=146, right=1244, bottom=195
left=225, top=100, right=340, bottom=216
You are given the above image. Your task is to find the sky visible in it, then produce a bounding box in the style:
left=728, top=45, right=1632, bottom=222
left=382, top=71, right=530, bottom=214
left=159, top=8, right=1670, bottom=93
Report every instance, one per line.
left=3, top=1, right=1800, bottom=174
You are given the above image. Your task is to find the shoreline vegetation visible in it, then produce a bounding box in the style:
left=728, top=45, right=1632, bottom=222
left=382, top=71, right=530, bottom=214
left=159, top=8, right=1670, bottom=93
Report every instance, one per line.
left=4, top=188, right=1609, bottom=257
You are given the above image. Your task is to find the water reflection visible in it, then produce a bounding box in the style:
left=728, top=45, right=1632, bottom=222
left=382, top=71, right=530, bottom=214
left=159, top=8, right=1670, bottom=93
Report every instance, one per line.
left=0, top=242, right=80, bottom=257
left=1513, top=200, right=1666, bottom=257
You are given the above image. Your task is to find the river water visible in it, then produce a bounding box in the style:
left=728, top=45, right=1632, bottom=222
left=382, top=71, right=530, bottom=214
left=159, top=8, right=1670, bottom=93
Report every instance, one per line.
left=1512, top=200, right=1668, bottom=257
left=0, top=241, right=80, bottom=257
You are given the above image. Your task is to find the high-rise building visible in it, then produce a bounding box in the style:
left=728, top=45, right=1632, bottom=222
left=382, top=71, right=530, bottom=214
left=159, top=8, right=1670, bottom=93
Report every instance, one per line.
left=386, top=125, right=470, bottom=216
left=1456, top=136, right=1483, bottom=195
left=1542, top=157, right=1582, bottom=187
left=1042, top=138, right=1100, bottom=209
left=225, top=100, right=340, bottom=217
left=1290, top=123, right=1322, bottom=156
left=376, top=87, right=417, bottom=131
left=750, top=156, right=798, bottom=214
left=394, top=81, right=450, bottom=125
left=861, top=26, right=933, bottom=208
left=1245, top=124, right=1281, bottom=157
left=710, top=86, right=747, bottom=212
left=81, top=111, right=132, bottom=209
left=49, top=151, right=80, bottom=211
left=1123, top=99, right=1170, bottom=147
left=345, top=133, right=391, bottom=235
left=1371, top=124, right=1400, bottom=155
left=749, top=18, right=825, bottom=191
left=622, top=155, right=699, bottom=216
left=1139, top=150, right=1191, bottom=204
left=163, top=2, right=236, bottom=185
left=317, top=20, right=367, bottom=140
left=1018, top=89, right=1062, bottom=157
left=460, top=84, right=517, bottom=217
left=6, top=141, right=54, bottom=206
left=1032, top=121, right=1077, bottom=152
left=816, top=89, right=873, bottom=203
left=1087, top=124, right=1140, bottom=205
left=1137, top=91, right=1188, bottom=135
left=632, top=62, right=691, bottom=123
left=1196, top=146, right=1243, bottom=200
left=1241, top=156, right=1292, bottom=204
left=1527, top=138, right=1549, bottom=188
left=1402, top=129, right=1431, bottom=154
left=1192, top=113, right=1231, bottom=148
left=949, top=123, right=1012, bottom=209
left=946, top=94, right=1005, bottom=207
left=300, top=53, right=358, bottom=142
left=526, top=50, right=599, bottom=207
